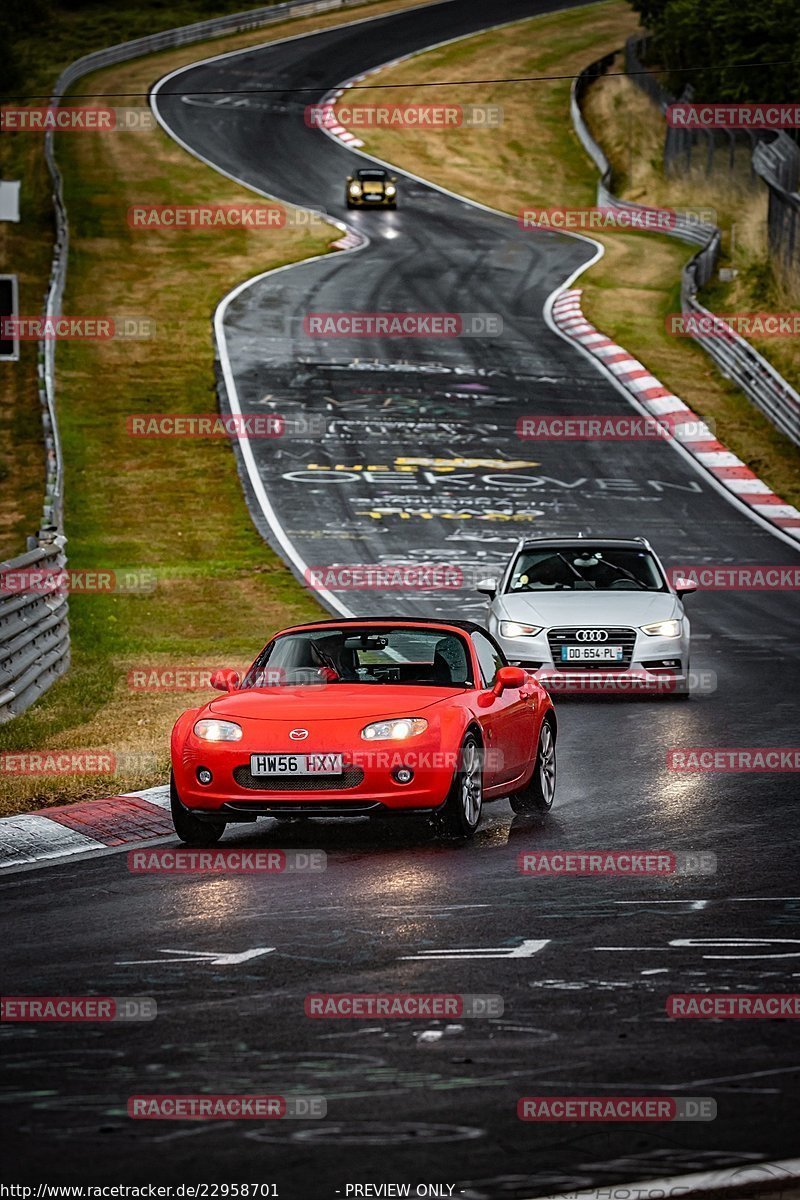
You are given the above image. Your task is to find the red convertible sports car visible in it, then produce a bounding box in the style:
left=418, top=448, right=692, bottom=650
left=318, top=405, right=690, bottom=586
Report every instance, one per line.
left=170, top=618, right=557, bottom=843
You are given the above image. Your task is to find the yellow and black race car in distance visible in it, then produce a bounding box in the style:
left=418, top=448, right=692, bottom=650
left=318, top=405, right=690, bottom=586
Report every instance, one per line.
left=345, top=167, right=398, bottom=209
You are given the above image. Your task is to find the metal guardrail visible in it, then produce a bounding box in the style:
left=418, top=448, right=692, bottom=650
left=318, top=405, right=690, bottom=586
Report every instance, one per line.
left=6, top=0, right=387, bottom=721
left=571, top=49, right=800, bottom=449
left=0, top=538, right=70, bottom=723
left=626, top=34, right=799, bottom=276
left=752, top=136, right=800, bottom=273
left=572, top=53, right=715, bottom=248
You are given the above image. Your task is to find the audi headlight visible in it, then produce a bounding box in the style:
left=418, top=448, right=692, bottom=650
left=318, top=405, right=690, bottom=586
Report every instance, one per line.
left=499, top=621, right=544, bottom=638
left=640, top=619, right=682, bottom=638
left=193, top=718, right=243, bottom=742
left=361, top=718, right=428, bottom=741
left=348, top=183, right=361, bottom=195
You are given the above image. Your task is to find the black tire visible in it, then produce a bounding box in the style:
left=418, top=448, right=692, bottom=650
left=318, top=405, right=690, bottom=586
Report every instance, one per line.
left=509, top=718, right=556, bottom=813
left=439, top=734, right=484, bottom=839
left=170, top=772, right=226, bottom=845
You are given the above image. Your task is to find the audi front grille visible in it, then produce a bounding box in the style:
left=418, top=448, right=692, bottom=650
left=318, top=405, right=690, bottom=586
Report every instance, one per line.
left=547, top=627, right=637, bottom=668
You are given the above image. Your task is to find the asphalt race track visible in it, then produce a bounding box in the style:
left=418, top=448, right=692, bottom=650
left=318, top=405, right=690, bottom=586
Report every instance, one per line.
left=3, top=0, right=800, bottom=1193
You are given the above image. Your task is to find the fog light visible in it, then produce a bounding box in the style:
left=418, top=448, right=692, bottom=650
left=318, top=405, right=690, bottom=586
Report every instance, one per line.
left=392, top=766, right=414, bottom=785
left=197, top=767, right=213, bottom=785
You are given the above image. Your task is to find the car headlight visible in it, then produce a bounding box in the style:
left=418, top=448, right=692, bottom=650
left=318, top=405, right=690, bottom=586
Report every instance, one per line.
left=348, top=183, right=361, bottom=195
left=499, top=621, right=544, bottom=638
left=385, top=184, right=396, bottom=196
left=193, top=718, right=243, bottom=742
left=640, top=619, right=682, bottom=638
left=361, top=718, right=428, bottom=741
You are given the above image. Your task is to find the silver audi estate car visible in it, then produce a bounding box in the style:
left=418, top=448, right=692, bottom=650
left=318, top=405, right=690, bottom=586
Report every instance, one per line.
left=478, top=536, right=696, bottom=697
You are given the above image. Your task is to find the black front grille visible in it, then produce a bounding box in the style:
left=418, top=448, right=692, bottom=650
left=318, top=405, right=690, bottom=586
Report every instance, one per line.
left=232, top=765, right=365, bottom=792
left=547, top=627, right=637, bottom=668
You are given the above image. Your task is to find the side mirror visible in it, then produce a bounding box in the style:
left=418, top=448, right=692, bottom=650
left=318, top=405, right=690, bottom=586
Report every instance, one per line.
left=477, top=576, right=498, bottom=598
left=492, top=665, right=526, bottom=695
left=673, top=578, right=697, bottom=598
left=210, top=668, right=240, bottom=693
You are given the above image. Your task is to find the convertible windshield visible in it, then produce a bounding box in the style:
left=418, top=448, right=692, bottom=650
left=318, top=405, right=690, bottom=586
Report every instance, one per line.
left=242, top=627, right=473, bottom=688
left=356, top=169, right=388, bottom=180
left=507, top=547, right=667, bottom=592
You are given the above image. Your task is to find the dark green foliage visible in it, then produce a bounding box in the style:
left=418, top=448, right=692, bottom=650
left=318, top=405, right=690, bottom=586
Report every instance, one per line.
left=628, top=0, right=800, bottom=101
left=0, top=0, right=279, bottom=98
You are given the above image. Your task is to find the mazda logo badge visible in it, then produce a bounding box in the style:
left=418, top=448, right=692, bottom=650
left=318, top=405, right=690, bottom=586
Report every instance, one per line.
left=289, top=728, right=309, bottom=740
left=575, top=629, right=608, bottom=643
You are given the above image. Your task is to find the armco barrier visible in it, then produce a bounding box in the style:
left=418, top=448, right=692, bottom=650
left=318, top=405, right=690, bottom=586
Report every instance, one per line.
left=0, top=538, right=70, bottom=723
left=752, top=135, right=800, bottom=276
left=572, top=49, right=800, bottom=449
left=10, top=0, right=386, bottom=720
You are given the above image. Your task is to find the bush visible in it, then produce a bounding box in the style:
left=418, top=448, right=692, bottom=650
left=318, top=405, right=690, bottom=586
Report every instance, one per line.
left=628, top=0, right=800, bottom=101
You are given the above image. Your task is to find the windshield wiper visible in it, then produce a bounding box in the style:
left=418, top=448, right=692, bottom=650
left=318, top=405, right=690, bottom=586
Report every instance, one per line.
left=594, top=555, right=650, bottom=590
left=555, top=551, right=589, bottom=583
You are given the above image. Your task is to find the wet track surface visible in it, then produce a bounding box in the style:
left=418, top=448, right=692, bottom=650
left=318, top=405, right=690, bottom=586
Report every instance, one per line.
left=3, top=0, right=799, bottom=1191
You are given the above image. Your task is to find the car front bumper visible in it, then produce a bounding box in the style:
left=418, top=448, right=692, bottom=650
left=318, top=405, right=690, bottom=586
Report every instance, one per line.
left=348, top=193, right=396, bottom=206
left=491, top=625, right=690, bottom=694
left=172, top=739, right=456, bottom=815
